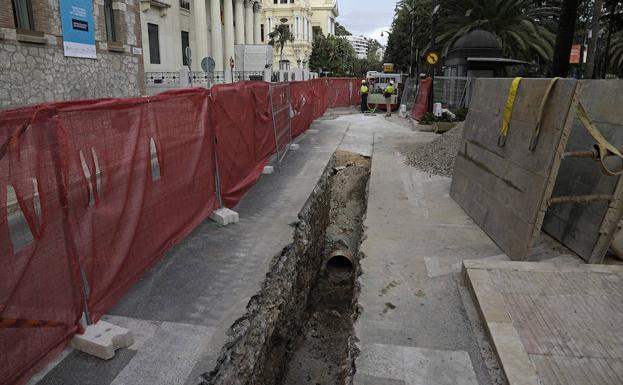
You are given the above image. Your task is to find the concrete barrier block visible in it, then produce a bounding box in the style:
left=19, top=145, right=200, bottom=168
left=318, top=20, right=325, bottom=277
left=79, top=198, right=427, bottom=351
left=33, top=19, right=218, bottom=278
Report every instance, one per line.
left=210, top=208, right=239, bottom=226
left=70, top=320, right=133, bottom=360
left=290, top=143, right=300, bottom=151
left=262, top=166, right=274, bottom=175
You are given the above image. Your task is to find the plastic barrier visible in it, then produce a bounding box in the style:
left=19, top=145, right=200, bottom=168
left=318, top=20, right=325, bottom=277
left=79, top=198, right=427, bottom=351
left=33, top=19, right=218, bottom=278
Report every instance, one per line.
left=0, top=78, right=360, bottom=385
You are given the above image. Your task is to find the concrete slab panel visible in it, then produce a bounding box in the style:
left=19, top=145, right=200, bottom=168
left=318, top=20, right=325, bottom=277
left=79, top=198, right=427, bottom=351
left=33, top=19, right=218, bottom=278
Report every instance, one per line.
left=465, top=260, right=623, bottom=385
left=357, top=343, right=479, bottom=385
left=542, top=80, right=623, bottom=263
left=451, top=78, right=577, bottom=260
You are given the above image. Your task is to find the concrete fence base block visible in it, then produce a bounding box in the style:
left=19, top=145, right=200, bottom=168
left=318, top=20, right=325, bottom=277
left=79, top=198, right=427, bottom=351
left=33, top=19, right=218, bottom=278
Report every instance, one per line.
left=262, top=166, right=274, bottom=175
left=70, top=320, right=133, bottom=360
left=290, top=143, right=300, bottom=151
left=210, top=207, right=239, bottom=226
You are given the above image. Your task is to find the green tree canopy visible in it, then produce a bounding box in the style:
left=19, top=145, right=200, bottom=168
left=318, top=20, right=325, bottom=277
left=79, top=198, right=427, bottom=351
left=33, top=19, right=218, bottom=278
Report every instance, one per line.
left=335, top=22, right=352, bottom=36
left=436, top=0, right=559, bottom=62
left=309, top=33, right=357, bottom=76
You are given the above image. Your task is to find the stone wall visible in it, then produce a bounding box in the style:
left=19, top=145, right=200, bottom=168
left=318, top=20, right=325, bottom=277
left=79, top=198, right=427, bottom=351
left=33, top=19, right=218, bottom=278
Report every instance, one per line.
left=0, top=0, right=144, bottom=109
left=0, top=42, right=141, bottom=107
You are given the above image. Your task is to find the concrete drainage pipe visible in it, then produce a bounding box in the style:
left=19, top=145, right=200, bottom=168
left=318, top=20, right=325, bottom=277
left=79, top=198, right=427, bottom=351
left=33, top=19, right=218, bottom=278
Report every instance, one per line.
left=326, top=249, right=354, bottom=282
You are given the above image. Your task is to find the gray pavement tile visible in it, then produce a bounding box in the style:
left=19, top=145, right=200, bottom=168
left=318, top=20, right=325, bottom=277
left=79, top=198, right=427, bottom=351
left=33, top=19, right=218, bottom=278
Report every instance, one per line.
left=37, top=349, right=136, bottom=385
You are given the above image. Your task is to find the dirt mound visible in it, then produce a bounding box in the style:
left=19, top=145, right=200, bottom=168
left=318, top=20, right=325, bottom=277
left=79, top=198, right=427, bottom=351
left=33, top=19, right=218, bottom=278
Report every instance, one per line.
left=400, top=123, right=464, bottom=177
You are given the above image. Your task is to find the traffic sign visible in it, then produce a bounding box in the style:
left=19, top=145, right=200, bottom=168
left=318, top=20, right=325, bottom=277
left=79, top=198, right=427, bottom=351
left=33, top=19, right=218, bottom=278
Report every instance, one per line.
left=201, top=57, right=215, bottom=73
left=426, top=52, right=439, bottom=65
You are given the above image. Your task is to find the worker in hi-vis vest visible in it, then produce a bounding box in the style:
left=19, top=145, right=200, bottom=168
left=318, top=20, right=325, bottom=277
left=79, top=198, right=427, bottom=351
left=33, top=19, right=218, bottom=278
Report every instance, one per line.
left=360, top=80, right=369, bottom=113
left=384, top=81, right=395, bottom=117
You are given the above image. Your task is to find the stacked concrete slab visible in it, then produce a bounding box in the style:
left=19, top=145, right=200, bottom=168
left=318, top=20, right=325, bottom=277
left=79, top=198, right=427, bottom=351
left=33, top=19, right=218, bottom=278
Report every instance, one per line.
left=451, top=79, right=623, bottom=263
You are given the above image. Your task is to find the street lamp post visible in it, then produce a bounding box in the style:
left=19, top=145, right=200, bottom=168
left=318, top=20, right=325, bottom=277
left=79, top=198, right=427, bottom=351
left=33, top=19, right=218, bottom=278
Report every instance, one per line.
left=429, top=0, right=440, bottom=113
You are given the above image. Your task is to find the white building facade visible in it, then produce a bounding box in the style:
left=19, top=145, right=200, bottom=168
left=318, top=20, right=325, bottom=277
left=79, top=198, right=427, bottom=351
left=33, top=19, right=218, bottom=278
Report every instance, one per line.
left=345, top=35, right=368, bottom=59
left=141, top=0, right=266, bottom=89
left=261, top=0, right=338, bottom=70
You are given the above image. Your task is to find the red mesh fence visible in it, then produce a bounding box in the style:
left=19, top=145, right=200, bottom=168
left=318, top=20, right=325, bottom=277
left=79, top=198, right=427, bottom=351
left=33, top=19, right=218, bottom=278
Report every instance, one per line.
left=411, top=77, right=432, bottom=120
left=325, top=78, right=357, bottom=108
left=0, top=78, right=360, bottom=385
left=210, top=82, right=274, bottom=207
left=291, top=81, right=315, bottom=138
left=1, top=106, right=84, bottom=385
left=55, top=89, right=218, bottom=320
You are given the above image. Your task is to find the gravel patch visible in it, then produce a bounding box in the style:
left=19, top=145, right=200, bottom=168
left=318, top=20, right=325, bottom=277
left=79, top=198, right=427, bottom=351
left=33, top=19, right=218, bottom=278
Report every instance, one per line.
left=400, top=122, right=464, bottom=177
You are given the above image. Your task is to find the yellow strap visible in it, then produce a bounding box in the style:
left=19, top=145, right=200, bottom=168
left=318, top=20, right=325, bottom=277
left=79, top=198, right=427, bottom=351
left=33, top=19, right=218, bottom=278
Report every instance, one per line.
left=529, top=77, right=561, bottom=151
left=576, top=100, right=623, bottom=176
left=499, top=77, right=522, bottom=146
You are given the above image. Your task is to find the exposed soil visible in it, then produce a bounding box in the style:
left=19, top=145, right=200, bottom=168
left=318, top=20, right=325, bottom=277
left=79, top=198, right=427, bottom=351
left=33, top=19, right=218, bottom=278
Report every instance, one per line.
left=200, top=150, right=370, bottom=385
left=283, top=151, right=370, bottom=385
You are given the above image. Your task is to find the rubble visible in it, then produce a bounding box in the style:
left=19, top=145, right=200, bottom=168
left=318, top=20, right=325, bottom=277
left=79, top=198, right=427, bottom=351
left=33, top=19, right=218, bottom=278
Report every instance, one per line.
left=399, top=123, right=464, bottom=177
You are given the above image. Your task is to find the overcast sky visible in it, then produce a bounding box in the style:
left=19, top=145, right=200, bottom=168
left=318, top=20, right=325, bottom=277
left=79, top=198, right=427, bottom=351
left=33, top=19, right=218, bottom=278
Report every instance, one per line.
left=337, top=0, right=396, bottom=46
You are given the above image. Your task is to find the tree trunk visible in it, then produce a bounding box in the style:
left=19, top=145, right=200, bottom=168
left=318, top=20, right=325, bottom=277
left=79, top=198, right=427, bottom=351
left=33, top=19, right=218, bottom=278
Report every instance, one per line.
left=551, top=0, right=580, bottom=77
left=600, top=0, right=616, bottom=78
left=585, top=0, right=604, bottom=79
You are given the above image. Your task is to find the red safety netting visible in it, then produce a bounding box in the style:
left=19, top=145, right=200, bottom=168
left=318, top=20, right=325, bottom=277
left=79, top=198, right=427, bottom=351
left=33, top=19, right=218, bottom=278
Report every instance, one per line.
left=0, top=78, right=361, bottom=385
left=210, top=82, right=274, bottom=207
left=1, top=105, right=84, bottom=385
left=56, top=89, right=219, bottom=320
left=290, top=81, right=315, bottom=138
left=411, top=77, right=432, bottom=120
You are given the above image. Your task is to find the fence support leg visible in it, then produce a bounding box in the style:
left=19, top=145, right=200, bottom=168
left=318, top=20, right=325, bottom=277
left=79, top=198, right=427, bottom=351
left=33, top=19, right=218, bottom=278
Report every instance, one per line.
left=209, top=148, right=239, bottom=226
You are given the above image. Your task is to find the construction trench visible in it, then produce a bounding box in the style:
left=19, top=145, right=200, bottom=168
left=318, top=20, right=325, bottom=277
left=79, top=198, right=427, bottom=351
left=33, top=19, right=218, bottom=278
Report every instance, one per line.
left=200, top=150, right=371, bottom=385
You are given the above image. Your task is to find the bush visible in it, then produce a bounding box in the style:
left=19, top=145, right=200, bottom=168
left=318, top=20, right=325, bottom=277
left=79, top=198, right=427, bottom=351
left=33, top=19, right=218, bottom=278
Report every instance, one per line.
left=417, top=108, right=469, bottom=124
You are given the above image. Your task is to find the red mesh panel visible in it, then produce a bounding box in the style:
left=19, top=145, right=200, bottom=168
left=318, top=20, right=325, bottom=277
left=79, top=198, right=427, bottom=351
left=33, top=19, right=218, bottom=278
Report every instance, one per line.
left=291, top=81, right=314, bottom=138
left=55, top=89, right=218, bottom=320
left=0, top=78, right=362, bottom=385
left=210, top=82, right=273, bottom=208
left=1, top=106, right=83, bottom=385
left=411, top=77, right=432, bottom=120
left=326, top=78, right=354, bottom=108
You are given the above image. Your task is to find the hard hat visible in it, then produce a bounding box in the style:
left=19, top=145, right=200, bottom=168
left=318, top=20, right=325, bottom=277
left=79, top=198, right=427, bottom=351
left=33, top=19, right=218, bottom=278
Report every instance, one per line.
left=361, top=80, right=366, bottom=83
left=389, top=80, right=394, bottom=85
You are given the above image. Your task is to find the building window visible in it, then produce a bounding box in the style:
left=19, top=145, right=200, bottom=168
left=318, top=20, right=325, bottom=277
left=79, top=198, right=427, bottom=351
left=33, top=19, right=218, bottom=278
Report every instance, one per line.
left=104, top=0, right=117, bottom=42
left=273, top=0, right=277, bottom=3
left=181, top=31, right=189, bottom=65
left=261, top=24, right=264, bottom=42
left=12, top=0, right=34, bottom=30
left=180, top=0, right=190, bottom=10
left=280, top=0, right=287, bottom=4
left=148, top=23, right=160, bottom=64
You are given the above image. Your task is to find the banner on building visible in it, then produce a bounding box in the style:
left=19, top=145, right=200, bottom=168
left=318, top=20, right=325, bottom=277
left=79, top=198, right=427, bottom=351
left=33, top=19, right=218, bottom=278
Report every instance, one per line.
left=59, top=0, right=97, bottom=59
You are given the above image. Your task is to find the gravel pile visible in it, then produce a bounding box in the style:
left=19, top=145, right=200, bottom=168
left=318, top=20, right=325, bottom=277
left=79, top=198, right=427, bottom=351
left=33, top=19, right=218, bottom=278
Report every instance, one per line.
left=400, top=122, right=464, bottom=177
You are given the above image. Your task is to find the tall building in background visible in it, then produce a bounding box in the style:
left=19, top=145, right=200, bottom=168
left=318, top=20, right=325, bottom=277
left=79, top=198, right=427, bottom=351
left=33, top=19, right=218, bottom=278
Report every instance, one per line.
left=0, top=0, right=144, bottom=108
left=262, top=0, right=338, bottom=70
left=345, top=35, right=368, bottom=59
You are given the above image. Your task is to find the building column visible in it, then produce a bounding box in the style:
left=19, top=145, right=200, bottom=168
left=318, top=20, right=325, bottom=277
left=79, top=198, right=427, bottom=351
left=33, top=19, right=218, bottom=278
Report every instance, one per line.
left=234, top=0, right=245, bottom=45
left=209, top=0, right=224, bottom=71
left=194, top=0, right=209, bottom=67
left=224, top=0, right=235, bottom=79
left=253, top=2, right=261, bottom=44
left=244, top=0, right=254, bottom=44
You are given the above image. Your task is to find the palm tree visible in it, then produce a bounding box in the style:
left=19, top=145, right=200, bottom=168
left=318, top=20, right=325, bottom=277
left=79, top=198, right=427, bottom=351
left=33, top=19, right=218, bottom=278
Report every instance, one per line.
left=436, top=0, right=559, bottom=62
left=268, top=24, right=295, bottom=68
left=608, top=31, right=623, bottom=76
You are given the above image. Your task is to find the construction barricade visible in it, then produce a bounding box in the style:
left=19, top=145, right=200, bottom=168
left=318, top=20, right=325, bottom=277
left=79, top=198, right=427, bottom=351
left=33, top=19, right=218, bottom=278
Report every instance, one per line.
left=0, top=78, right=360, bottom=385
